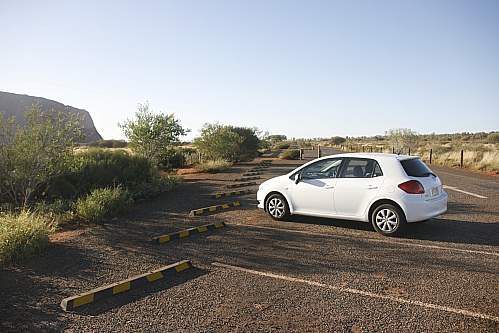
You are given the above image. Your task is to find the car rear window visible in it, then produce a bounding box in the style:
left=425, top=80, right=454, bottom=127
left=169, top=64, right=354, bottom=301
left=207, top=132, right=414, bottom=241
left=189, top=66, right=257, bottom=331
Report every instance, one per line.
left=400, top=158, right=434, bottom=177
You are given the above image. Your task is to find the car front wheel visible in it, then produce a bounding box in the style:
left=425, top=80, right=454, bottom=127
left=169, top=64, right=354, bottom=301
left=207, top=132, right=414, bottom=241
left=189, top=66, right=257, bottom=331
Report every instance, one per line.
left=266, top=193, right=289, bottom=221
left=371, top=203, right=405, bottom=236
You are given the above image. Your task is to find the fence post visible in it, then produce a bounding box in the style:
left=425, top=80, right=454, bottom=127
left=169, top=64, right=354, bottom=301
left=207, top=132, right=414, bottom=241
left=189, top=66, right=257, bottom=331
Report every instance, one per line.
left=429, top=149, right=433, bottom=164
left=318, top=145, right=321, bottom=158
left=460, top=150, right=464, bottom=168
left=408, top=148, right=411, bottom=156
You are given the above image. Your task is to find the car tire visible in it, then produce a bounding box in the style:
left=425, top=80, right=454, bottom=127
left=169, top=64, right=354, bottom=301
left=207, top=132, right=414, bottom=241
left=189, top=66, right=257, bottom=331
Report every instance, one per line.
left=371, top=203, right=406, bottom=236
left=266, top=193, right=289, bottom=221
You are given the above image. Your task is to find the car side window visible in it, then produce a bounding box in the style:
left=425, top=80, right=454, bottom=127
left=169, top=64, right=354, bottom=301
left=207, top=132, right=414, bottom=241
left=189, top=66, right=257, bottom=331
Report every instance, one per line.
left=299, top=158, right=342, bottom=179
left=340, top=159, right=383, bottom=178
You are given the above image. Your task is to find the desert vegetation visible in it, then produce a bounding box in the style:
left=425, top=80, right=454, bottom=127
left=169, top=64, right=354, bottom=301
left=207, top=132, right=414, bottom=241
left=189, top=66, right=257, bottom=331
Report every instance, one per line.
left=0, top=104, right=187, bottom=263
left=0, top=104, right=270, bottom=263
left=1, top=103, right=495, bottom=264
left=266, top=129, right=498, bottom=172
left=339, top=129, right=499, bottom=172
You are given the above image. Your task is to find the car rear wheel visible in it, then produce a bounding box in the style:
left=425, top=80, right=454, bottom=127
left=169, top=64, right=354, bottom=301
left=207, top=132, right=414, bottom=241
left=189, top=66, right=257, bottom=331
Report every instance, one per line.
left=266, top=194, right=289, bottom=221
left=371, top=204, right=405, bottom=236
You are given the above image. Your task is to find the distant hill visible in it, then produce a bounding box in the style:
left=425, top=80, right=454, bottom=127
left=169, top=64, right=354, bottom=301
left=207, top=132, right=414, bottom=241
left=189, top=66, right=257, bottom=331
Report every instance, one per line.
left=0, top=91, right=102, bottom=142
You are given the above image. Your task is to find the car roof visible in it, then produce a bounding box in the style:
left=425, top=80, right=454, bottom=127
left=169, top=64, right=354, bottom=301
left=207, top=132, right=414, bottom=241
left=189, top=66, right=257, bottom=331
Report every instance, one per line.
left=319, top=152, right=419, bottom=162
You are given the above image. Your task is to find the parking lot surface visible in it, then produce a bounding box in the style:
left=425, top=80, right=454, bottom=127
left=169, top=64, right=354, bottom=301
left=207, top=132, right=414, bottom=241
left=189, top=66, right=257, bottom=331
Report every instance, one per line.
left=1, top=151, right=498, bottom=332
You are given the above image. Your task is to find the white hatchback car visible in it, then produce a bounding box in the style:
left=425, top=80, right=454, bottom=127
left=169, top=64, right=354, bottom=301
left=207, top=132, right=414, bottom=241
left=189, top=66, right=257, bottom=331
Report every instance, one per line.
left=257, top=153, right=448, bottom=236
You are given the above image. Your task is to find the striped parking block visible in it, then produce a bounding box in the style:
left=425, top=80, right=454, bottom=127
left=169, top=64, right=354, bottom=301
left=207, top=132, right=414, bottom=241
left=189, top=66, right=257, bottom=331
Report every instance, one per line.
left=60, top=260, right=193, bottom=311
left=151, top=222, right=226, bottom=244
left=189, top=202, right=241, bottom=216
left=234, top=176, right=261, bottom=181
left=213, top=189, right=251, bottom=199
left=249, top=167, right=266, bottom=171
left=242, top=172, right=264, bottom=176
left=227, top=181, right=257, bottom=188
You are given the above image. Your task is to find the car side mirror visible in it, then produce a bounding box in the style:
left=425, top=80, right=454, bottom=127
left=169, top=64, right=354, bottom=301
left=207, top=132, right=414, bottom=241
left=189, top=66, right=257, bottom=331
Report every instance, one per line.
left=294, top=173, right=301, bottom=184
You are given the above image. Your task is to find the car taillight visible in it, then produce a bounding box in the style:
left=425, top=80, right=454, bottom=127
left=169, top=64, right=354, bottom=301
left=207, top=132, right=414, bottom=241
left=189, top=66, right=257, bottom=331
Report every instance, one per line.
left=398, top=180, right=425, bottom=194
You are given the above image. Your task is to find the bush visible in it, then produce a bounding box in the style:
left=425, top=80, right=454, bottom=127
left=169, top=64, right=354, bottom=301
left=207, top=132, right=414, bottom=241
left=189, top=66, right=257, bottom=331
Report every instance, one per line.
left=195, top=160, right=233, bottom=173
left=75, top=186, right=131, bottom=224
left=87, top=140, right=128, bottom=148
left=129, top=175, right=183, bottom=201
left=279, top=149, right=301, bottom=160
left=276, top=142, right=291, bottom=149
left=49, top=148, right=150, bottom=199
left=487, top=132, right=499, bottom=144
left=0, top=211, right=54, bottom=263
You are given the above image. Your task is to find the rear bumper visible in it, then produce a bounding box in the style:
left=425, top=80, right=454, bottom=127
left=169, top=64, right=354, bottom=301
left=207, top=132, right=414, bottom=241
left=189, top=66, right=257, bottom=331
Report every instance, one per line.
left=403, top=190, right=448, bottom=223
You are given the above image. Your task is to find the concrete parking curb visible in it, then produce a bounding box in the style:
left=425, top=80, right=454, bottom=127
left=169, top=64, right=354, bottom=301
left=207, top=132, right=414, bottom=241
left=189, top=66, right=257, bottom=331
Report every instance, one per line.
left=248, top=168, right=266, bottom=172
left=60, top=260, right=193, bottom=311
left=227, top=181, right=257, bottom=188
left=151, top=222, right=226, bottom=243
left=189, top=202, right=241, bottom=216
left=234, top=176, right=261, bottom=181
left=213, top=189, right=251, bottom=199
left=242, top=172, right=264, bottom=176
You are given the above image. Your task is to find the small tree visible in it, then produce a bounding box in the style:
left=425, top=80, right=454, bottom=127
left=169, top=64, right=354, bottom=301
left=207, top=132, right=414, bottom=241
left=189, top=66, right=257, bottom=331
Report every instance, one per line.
left=118, top=102, right=189, bottom=166
left=227, top=125, right=260, bottom=162
left=487, top=132, right=499, bottom=144
left=385, top=128, right=419, bottom=154
left=193, top=123, right=240, bottom=161
left=0, top=104, right=85, bottom=208
left=330, top=136, right=346, bottom=145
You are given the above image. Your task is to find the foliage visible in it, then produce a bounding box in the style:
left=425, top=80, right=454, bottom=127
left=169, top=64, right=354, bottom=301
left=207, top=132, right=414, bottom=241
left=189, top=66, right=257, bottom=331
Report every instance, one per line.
left=129, top=174, right=183, bottom=201
left=0, top=211, right=54, bottom=263
left=118, top=101, right=189, bottom=166
left=276, top=141, right=291, bottom=149
left=385, top=128, right=419, bottom=154
left=330, top=136, right=346, bottom=145
left=194, top=159, right=233, bottom=173
left=194, top=123, right=261, bottom=162
left=87, top=139, right=128, bottom=148
left=487, top=132, right=499, bottom=144
left=0, top=103, right=85, bottom=208
left=227, top=125, right=261, bottom=161
left=75, top=186, right=132, bottom=224
left=269, top=134, right=287, bottom=145
left=49, top=148, right=150, bottom=199
left=193, top=123, right=240, bottom=161
left=279, top=149, right=301, bottom=160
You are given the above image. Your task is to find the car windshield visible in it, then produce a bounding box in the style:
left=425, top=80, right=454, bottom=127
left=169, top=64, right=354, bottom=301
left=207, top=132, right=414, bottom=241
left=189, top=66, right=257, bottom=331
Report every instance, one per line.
left=400, top=158, right=435, bottom=177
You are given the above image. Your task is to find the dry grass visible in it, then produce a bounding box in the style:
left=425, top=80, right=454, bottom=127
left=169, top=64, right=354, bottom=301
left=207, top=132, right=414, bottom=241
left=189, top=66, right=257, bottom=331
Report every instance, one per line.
left=341, top=141, right=499, bottom=172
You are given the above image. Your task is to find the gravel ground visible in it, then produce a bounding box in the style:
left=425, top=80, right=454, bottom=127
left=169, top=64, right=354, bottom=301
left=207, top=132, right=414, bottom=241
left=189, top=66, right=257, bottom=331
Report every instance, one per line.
left=1, top=153, right=498, bottom=332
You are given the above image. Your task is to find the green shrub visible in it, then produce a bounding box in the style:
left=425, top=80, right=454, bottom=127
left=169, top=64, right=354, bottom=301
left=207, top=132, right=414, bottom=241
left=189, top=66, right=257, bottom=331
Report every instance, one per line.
left=75, top=186, right=131, bottom=224
left=195, top=160, right=233, bottom=173
left=0, top=211, right=54, bottom=263
left=49, top=148, right=150, bottom=199
left=129, top=175, right=183, bottom=201
left=279, top=149, right=301, bottom=160
left=276, top=142, right=291, bottom=149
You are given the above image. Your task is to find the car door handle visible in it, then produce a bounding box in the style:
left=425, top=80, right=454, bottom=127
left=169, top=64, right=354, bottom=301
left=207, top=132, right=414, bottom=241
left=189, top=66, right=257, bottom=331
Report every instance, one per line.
left=366, top=186, right=378, bottom=190
left=325, top=186, right=335, bottom=189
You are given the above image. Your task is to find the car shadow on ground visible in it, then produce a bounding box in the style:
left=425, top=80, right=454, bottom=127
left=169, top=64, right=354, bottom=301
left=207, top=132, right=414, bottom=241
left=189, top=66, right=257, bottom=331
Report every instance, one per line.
left=400, top=218, right=499, bottom=247
left=283, top=215, right=498, bottom=247
left=285, top=215, right=374, bottom=232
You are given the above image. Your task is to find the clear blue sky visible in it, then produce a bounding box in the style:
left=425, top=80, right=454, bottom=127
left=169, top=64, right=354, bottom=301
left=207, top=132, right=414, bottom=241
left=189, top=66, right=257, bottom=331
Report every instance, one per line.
left=1, top=0, right=498, bottom=141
